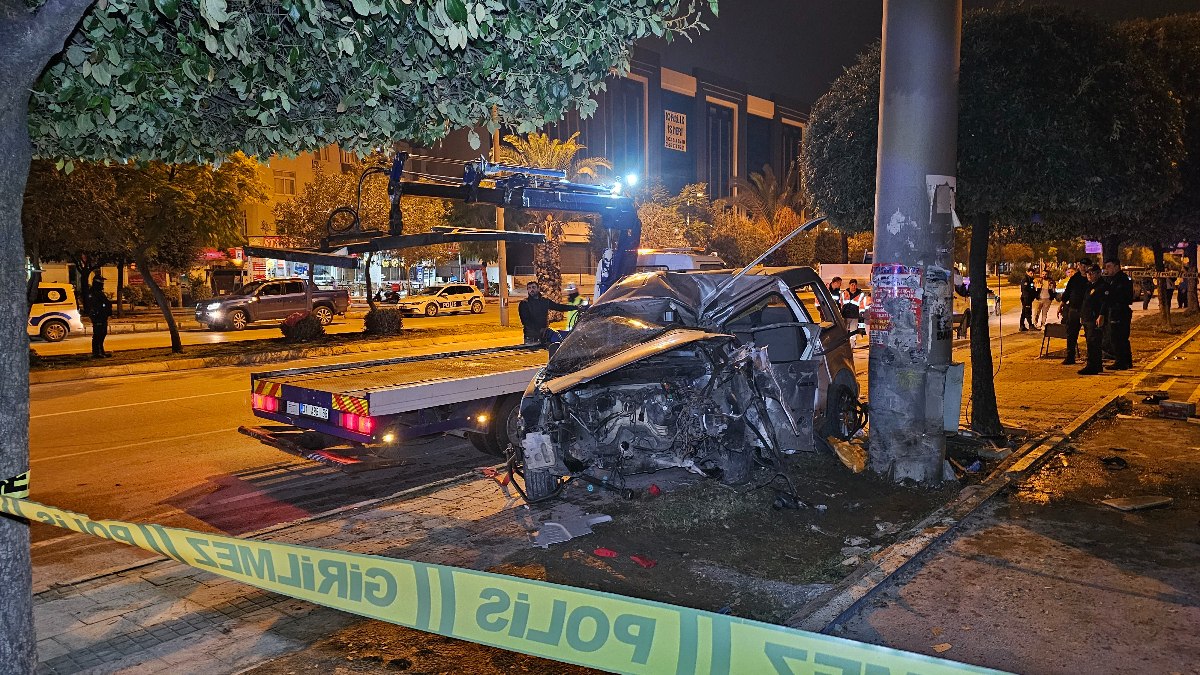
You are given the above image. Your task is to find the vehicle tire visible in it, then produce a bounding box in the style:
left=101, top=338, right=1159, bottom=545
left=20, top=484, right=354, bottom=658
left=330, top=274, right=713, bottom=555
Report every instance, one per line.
left=523, top=468, right=558, bottom=502
left=228, top=309, right=248, bottom=331
left=489, top=395, right=522, bottom=456
left=466, top=431, right=494, bottom=456
left=823, top=383, right=860, bottom=441
left=313, top=305, right=334, bottom=326
left=424, top=303, right=439, bottom=317
left=39, top=319, right=69, bottom=342
left=470, top=299, right=484, bottom=314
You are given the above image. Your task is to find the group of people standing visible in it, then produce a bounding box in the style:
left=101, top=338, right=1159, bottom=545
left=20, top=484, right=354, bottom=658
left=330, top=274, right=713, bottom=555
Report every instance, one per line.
left=826, top=277, right=870, bottom=340
left=1018, top=268, right=1058, bottom=331
left=1055, top=258, right=1134, bottom=375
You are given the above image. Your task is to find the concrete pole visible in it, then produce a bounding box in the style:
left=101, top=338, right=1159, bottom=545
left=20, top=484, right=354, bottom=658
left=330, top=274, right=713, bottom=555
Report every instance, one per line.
left=867, top=0, right=961, bottom=482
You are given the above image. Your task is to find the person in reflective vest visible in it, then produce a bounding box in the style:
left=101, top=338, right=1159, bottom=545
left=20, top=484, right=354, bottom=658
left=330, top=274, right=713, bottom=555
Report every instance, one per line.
left=840, top=279, right=865, bottom=325
left=564, top=283, right=586, bottom=330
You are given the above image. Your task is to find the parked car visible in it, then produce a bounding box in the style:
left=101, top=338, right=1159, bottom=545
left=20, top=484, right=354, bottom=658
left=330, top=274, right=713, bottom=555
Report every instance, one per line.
left=28, top=283, right=85, bottom=342
left=195, top=278, right=349, bottom=330
left=516, top=266, right=861, bottom=500
left=635, top=248, right=726, bottom=272
left=396, top=284, right=484, bottom=317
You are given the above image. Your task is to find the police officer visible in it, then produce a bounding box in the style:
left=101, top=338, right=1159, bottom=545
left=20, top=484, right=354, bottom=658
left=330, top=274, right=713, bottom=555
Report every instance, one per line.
left=87, top=274, right=113, bottom=358
left=1019, top=267, right=1037, bottom=331
left=1102, top=259, right=1134, bottom=370
left=1057, top=259, right=1091, bottom=365
left=563, top=283, right=586, bottom=330
left=1077, top=264, right=1108, bottom=376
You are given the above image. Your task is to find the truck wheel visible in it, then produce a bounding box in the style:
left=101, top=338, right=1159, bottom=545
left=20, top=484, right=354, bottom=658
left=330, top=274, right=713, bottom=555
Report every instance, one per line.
left=424, top=303, right=439, bottom=317
left=313, top=305, right=334, bottom=325
left=489, top=395, right=522, bottom=455
left=228, top=309, right=248, bottom=331
left=523, top=468, right=558, bottom=501
left=39, top=319, right=69, bottom=342
left=470, top=299, right=484, bottom=314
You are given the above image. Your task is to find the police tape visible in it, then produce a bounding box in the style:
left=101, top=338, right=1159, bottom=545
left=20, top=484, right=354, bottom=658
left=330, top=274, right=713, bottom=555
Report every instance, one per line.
left=0, top=471, right=29, bottom=499
left=0, top=492, right=1004, bottom=675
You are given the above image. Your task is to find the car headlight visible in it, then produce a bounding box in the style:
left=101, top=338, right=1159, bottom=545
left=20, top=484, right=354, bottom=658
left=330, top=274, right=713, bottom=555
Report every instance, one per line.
left=206, top=302, right=221, bottom=311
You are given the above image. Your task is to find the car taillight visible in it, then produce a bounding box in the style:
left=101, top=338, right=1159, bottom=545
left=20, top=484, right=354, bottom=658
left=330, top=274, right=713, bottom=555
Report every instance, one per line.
left=252, top=394, right=279, bottom=412
left=340, top=413, right=374, bottom=435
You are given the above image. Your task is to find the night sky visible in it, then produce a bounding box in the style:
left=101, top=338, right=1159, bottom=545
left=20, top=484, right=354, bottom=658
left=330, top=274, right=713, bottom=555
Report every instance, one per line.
left=646, top=0, right=1200, bottom=110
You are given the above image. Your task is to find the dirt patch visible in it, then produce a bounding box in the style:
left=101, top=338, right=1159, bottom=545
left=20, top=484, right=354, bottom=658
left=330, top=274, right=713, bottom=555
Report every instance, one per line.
left=29, top=324, right=523, bottom=371
left=503, top=450, right=957, bottom=623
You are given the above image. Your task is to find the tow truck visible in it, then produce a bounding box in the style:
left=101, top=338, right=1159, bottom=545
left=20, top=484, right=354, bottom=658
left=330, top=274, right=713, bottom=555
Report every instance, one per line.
left=237, top=154, right=643, bottom=471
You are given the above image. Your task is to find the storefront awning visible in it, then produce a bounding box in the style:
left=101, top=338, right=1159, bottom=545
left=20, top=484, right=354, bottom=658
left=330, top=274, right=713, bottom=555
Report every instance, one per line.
left=241, top=246, right=360, bottom=269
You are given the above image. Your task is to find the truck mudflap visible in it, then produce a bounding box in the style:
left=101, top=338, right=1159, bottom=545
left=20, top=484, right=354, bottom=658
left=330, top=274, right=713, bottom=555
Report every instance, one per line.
left=237, top=425, right=406, bottom=473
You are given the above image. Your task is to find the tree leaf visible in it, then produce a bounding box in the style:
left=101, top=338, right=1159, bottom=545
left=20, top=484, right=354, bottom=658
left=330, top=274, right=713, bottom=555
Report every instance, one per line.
left=445, top=0, right=468, bottom=24
left=153, top=0, right=179, bottom=20
left=201, top=0, right=229, bottom=28
left=351, top=0, right=371, bottom=16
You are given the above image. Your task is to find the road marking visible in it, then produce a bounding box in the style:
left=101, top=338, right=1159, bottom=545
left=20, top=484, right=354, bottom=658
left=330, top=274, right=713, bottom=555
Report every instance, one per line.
left=30, top=390, right=244, bottom=419
left=30, top=428, right=240, bottom=464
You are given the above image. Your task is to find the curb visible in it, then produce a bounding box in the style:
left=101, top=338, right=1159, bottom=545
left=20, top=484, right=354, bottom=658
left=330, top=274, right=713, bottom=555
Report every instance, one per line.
left=30, top=332, right=522, bottom=384
left=787, top=320, right=1200, bottom=634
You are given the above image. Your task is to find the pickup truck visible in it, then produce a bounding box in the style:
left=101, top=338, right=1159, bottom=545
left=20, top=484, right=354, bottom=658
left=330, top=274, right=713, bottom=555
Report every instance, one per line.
left=196, top=278, right=349, bottom=330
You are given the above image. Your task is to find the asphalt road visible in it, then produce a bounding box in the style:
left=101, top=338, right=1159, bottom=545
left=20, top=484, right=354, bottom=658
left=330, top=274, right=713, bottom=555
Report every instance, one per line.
left=30, top=304, right=512, bottom=356
left=27, top=334, right=520, bottom=591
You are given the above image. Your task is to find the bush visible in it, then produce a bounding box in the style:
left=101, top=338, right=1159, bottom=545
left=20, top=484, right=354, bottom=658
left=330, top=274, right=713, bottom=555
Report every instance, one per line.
left=29, top=348, right=41, bottom=368
left=186, top=274, right=213, bottom=303
left=279, top=311, right=326, bottom=342
left=1007, top=266, right=1032, bottom=285
left=364, top=308, right=404, bottom=335
left=121, top=286, right=142, bottom=307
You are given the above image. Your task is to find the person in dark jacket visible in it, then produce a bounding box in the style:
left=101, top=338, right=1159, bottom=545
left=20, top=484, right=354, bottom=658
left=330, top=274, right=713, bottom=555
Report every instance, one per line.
left=1056, top=259, right=1091, bottom=365
left=1018, top=267, right=1037, bottom=331
left=518, top=281, right=576, bottom=345
left=1102, top=259, right=1135, bottom=370
left=1077, top=265, right=1108, bottom=375
left=87, top=274, right=113, bottom=358
left=1140, top=275, right=1156, bottom=310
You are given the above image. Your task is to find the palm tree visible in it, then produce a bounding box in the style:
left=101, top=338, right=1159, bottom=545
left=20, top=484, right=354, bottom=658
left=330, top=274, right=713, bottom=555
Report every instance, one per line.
left=498, top=132, right=613, bottom=307
left=729, top=163, right=807, bottom=236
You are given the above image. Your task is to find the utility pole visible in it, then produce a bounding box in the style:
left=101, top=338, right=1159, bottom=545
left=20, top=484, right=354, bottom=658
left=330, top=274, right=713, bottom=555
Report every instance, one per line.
left=867, top=0, right=962, bottom=482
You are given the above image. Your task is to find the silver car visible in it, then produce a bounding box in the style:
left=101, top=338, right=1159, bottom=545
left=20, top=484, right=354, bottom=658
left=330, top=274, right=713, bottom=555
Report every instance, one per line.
left=516, top=266, right=860, bottom=501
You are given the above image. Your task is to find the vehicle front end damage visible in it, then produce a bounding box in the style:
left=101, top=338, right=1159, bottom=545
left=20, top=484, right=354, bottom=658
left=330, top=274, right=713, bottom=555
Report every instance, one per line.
left=517, top=316, right=821, bottom=501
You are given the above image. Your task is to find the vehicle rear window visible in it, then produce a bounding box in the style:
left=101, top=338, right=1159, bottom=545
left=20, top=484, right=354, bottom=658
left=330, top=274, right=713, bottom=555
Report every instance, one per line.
left=36, top=287, right=70, bottom=304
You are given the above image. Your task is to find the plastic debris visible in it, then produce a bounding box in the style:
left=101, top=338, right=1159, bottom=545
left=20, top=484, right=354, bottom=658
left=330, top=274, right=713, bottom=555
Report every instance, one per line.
left=629, top=555, right=657, bottom=569
left=831, top=436, right=867, bottom=473
left=1101, top=456, right=1129, bottom=470
left=840, top=556, right=861, bottom=566
left=534, top=514, right=613, bottom=548
left=593, top=547, right=619, bottom=558
left=845, top=536, right=870, bottom=547
left=874, top=521, right=900, bottom=535
left=648, top=484, right=662, bottom=498
left=932, top=643, right=952, bottom=653
left=1101, top=496, right=1173, bottom=511
left=966, top=460, right=982, bottom=473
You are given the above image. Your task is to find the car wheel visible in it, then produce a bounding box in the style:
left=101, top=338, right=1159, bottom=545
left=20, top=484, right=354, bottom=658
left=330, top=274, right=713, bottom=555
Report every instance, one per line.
left=39, top=320, right=68, bottom=342
left=228, top=309, right=248, bottom=331
left=823, top=383, right=861, bottom=441
left=424, top=303, right=439, bottom=317
left=470, top=299, right=484, bottom=314
left=490, top=395, right=522, bottom=456
left=313, top=305, right=334, bottom=326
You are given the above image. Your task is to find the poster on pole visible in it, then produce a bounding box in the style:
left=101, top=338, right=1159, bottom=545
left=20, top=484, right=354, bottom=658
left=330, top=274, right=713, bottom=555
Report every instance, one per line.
left=869, top=263, right=923, bottom=353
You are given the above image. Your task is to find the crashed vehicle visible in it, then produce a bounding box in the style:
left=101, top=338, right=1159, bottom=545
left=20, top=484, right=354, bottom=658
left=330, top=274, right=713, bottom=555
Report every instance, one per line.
left=517, top=266, right=861, bottom=501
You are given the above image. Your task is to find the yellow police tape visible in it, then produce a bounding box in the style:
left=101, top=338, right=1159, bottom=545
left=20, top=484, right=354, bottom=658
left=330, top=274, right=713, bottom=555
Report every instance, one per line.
left=0, top=492, right=1003, bottom=675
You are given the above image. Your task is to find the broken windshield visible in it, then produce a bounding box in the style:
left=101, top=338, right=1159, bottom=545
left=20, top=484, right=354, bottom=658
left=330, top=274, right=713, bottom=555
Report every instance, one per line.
left=546, top=310, right=672, bottom=376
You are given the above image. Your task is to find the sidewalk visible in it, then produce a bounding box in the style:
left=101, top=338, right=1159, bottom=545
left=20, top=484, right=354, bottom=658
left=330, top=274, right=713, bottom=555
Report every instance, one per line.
left=29, top=308, right=1200, bottom=673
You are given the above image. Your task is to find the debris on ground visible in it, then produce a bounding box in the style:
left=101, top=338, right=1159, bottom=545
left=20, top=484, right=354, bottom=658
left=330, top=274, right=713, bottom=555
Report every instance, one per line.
left=1100, top=496, right=1173, bottom=511
left=629, top=555, right=657, bottom=569
left=593, top=547, right=618, bottom=558
left=647, top=483, right=662, bottom=498
left=831, top=436, right=867, bottom=473
left=534, top=513, right=612, bottom=548
left=1110, top=447, right=1129, bottom=453
left=1101, top=456, right=1129, bottom=470
left=1159, top=400, right=1196, bottom=420
left=932, top=643, right=952, bottom=653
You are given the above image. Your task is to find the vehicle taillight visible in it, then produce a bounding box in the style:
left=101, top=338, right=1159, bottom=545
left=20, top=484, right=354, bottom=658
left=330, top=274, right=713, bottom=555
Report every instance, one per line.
left=252, top=394, right=279, bottom=412
left=340, top=413, right=374, bottom=435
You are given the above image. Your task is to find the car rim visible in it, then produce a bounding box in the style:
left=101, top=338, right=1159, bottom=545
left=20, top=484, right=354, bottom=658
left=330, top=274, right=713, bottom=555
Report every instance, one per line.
left=315, top=307, right=332, bottom=325
left=426, top=304, right=437, bottom=316
left=232, top=312, right=246, bottom=329
left=44, top=323, right=66, bottom=341
left=472, top=301, right=483, bottom=313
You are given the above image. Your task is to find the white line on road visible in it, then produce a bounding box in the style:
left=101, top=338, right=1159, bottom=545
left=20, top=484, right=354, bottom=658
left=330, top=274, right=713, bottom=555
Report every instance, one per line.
left=31, top=390, right=244, bottom=419
left=30, top=428, right=240, bottom=464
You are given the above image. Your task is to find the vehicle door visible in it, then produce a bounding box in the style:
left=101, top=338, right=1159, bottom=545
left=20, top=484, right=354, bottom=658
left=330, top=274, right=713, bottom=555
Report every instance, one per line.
left=450, top=285, right=474, bottom=311
left=438, top=286, right=462, bottom=311
left=278, top=281, right=308, bottom=315
left=254, top=281, right=287, bottom=319
left=722, top=288, right=821, bottom=450
left=788, top=278, right=857, bottom=418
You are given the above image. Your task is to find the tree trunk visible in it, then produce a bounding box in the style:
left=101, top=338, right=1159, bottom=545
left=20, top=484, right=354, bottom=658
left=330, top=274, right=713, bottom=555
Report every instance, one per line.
left=1152, top=243, right=1172, bottom=330
left=364, top=251, right=377, bottom=312
left=116, top=258, right=125, bottom=318
left=969, top=213, right=1003, bottom=436
left=1101, top=234, right=1123, bottom=263
left=534, top=218, right=564, bottom=321
left=838, top=230, right=849, bottom=264
left=134, top=253, right=183, bottom=353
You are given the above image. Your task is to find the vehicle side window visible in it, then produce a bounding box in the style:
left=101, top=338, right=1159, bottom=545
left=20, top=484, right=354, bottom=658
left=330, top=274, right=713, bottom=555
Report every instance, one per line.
left=725, top=293, right=797, bottom=335
left=259, top=283, right=281, bottom=297
left=36, top=287, right=68, bottom=304
left=284, top=281, right=305, bottom=295
left=791, top=283, right=831, bottom=323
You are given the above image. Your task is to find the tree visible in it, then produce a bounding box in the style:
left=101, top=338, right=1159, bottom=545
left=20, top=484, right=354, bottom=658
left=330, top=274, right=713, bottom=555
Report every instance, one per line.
left=803, top=6, right=1183, bottom=440
left=729, top=163, right=805, bottom=231
left=1122, top=14, right=1200, bottom=318
left=1, top=1, right=714, bottom=667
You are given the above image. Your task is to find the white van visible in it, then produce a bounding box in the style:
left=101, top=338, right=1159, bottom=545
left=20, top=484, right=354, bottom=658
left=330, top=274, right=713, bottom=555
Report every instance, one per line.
left=635, top=248, right=726, bottom=272
left=29, top=283, right=85, bottom=342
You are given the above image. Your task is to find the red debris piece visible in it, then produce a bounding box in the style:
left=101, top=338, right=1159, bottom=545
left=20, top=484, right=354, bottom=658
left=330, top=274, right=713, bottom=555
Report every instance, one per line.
left=629, top=555, right=657, bottom=569
left=482, top=467, right=497, bottom=478
left=648, top=484, right=662, bottom=497
left=593, top=547, right=619, bottom=558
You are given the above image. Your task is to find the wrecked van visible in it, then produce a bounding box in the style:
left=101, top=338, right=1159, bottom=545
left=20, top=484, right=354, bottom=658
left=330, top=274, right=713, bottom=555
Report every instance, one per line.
left=517, top=266, right=860, bottom=501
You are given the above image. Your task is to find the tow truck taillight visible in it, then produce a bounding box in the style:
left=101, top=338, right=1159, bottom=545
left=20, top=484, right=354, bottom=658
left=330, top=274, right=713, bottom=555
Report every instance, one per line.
left=340, top=413, right=374, bottom=435
left=252, top=393, right=280, bottom=413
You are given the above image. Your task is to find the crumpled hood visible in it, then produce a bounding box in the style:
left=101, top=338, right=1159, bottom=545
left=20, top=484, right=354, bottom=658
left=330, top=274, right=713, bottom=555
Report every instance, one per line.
left=537, top=328, right=733, bottom=395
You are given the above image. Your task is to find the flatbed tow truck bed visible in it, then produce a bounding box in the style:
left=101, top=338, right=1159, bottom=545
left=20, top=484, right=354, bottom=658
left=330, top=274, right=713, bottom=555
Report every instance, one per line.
left=239, top=345, right=546, bottom=471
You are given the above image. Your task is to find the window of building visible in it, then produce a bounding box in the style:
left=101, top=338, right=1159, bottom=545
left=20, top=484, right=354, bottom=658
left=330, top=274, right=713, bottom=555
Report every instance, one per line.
left=609, top=77, right=646, bottom=178
left=706, top=102, right=734, bottom=198
left=272, top=170, right=296, bottom=196
left=747, top=115, right=772, bottom=179
left=781, top=122, right=804, bottom=182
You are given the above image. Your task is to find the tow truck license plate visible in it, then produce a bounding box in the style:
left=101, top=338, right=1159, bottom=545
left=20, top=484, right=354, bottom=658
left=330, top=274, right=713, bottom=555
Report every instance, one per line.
left=286, top=401, right=329, bottom=420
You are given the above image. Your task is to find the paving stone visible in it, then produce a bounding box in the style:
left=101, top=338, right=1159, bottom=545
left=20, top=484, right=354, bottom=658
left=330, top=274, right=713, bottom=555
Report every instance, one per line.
left=35, top=637, right=70, bottom=662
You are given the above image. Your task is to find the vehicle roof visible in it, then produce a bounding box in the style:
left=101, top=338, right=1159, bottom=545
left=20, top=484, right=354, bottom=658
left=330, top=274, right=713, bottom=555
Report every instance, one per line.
left=597, top=266, right=823, bottom=317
